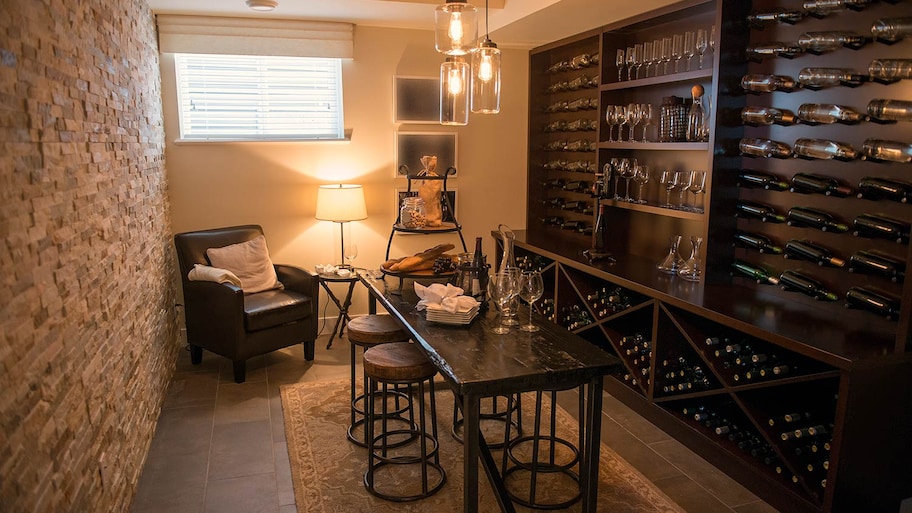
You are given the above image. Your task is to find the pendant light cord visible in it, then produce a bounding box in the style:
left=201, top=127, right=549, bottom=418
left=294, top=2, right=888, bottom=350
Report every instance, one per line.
left=485, top=0, right=490, bottom=39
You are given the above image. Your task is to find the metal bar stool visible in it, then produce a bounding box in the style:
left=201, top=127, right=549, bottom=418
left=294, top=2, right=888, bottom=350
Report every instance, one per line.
left=451, top=394, right=523, bottom=450
left=363, top=342, right=446, bottom=501
left=347, top=314, right=411, bottom=447
left=500, top=386, right=587, bottom=510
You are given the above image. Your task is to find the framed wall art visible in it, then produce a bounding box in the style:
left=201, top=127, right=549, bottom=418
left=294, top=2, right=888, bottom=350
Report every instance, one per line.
left=395, top=132, right=458, bottom=178
left=393, top=76, right=440, bottom=124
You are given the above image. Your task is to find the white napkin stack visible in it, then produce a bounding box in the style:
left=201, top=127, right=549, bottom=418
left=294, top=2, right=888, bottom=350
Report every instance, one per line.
left=414, top=283, right=479, bottom=313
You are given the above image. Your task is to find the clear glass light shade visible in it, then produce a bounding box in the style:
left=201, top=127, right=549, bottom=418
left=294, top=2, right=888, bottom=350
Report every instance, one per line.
left=471, top=40, right=501, bottom=113
left=435, top=1, right=478, bottom=55
left=441, top=57, right=469, bottom=125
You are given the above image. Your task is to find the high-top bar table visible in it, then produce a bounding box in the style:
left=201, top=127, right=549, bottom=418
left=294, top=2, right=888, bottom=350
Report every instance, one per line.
left=360, top=274, right=622, bottom=513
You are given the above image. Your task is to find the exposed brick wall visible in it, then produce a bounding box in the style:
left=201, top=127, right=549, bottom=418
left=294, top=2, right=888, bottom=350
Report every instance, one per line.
left=0, top=0, right=177, bottom=511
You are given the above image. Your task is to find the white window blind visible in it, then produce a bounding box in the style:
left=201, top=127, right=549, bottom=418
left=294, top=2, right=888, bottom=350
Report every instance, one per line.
left=175, top=54, right=344, bottom=141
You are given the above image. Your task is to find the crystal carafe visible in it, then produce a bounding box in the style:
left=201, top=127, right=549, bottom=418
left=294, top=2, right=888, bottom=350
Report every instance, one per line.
left=677, top=236, right=704, bottom=282
left=497, top=224, right=520, bottom=325
left=686, top=85, right=707, bottom=142
left=657, top=235, right=685, bottom=274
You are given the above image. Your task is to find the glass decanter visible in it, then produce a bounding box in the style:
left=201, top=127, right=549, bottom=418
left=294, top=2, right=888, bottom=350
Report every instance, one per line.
left=677, top=236, right=704, bottom=282
left=497, top=224, right=521, bottom=325
left=657, top=235, right=685, bottom=274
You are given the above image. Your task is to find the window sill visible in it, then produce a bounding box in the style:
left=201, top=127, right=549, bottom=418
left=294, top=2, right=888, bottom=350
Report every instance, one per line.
left=173, top=130, right=353, bottom=145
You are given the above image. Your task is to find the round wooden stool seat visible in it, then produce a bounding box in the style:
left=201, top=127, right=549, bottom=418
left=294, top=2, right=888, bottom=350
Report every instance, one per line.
left=348, top=315, right=409, bottom=346
left=363, top=342, right=436, bottom=382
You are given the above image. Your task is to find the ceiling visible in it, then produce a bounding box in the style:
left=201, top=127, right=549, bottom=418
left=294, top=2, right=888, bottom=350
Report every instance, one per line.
left=146, top=0, right=681, bottom=49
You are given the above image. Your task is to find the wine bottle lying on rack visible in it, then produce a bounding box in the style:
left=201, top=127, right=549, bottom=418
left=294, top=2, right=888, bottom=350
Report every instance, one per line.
left=862, top=139, right=912, bottom=163
left=868, top=59, right=912, bottom=83
left=741, top=106, right=798, bottom=126
left=871, top=17, right=912, bottom=44
left=793, top=138, right=860, bottom=161
left=852, top=213, right=910, bottom=243
left=798, top=67, right=868, bottom=89
left=738, top=171, right=790, bottom=191
left=803, top=0, right=873, bottom=18
left=739, top=138, right=792, bottom=159
left=732, top=259, right=781, bottom=285
left=541, top=216, right=564, bottom=226
left=746, top=42, right=804, bottom=61
left=797, top=31, right=869, bottom=53
left=747, top=8, right=806, bottom=29
left=867, top=99, right=912, bottom=123
left=844, top=286, right=902, bottom=320
left=848, top=250, right=905, bottom=282
left=797, top=103, right=867, bottom=125
left=740, top=74, right=800, bottom=94
left=787, top=207, right=850, bottom=232
left=734, top=231, right=784, bottom=254
left=784, top=239, right=845, bottom=267
left=541, top=197, right=565, bottom=208
left=779, top=270, right=839, bottom=301
left=856, top=177, right=912, bottom=203
left=790, top=173, right=853, bottom=197
left=736, top=202, right=787, bottom=223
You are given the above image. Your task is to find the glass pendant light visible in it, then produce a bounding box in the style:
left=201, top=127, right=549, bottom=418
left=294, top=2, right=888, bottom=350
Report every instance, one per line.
left=471, top=0, right=501, bottom=114
left=435, top=0, right=478, bottom=55
left=440, top=56, right=469, bottom=125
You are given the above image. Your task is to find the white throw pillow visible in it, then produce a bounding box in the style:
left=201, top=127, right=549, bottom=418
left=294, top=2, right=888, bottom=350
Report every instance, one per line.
left=206, top=235, right=283, bottom=294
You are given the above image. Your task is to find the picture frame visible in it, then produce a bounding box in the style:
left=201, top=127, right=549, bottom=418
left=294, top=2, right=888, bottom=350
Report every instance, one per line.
left=396, top=188, right=458, bottom=225
left=396, top=132, right=458, bottom=177
left=393, top=75, right=440, bottom=124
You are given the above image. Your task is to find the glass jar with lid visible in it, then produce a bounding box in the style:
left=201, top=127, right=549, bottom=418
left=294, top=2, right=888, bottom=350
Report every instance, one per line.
left=400, top=196, right=427, bottom=228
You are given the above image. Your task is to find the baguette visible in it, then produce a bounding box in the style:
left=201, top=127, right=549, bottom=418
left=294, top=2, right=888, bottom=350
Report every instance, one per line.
left=389, top=243, right=456, bottom=271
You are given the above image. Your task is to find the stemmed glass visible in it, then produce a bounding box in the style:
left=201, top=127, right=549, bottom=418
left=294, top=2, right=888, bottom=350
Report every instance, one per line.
left=661, top=37, right=673, bottom=75
left=343, top=242, right=358, bottom=268
left=616, top=49, right=625, bottom=81
left=652, top=39, right=663, bottom=76
left=617, top=106, right=630, bottom=143
left=696, top=29, right=708, bottom=69
left=626, top=103, right=641, bottom=143
left=710, top=25, right=716, bottom=55
left=489, top=270, right=519, bottom=334
left=634, top=163, right=651, bottom=204
left=519, top=270, right=545, bottom=332
left=640, top=103, right=654, bottom=142
left=660, top=169, right=676, bottom=207
left=626, top=46, right=636, bottom=81
left=610, top=157, right=623, bottom=200
left=621, top=157, right=638, bottom=202
left=634, top=43, right=644, bottom=79
left=688, top=170, right=707, bottom=213
left=684, top=31, right=695, bottom=71
left=671, top=34, right=684, bottom=73
left=674, top=170, right=692, bottom=210
left=606, top=105, right=620, bottom=142
left=642, top=41, right=654, bottom=78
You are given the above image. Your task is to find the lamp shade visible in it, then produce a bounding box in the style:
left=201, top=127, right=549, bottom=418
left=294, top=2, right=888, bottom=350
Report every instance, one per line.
left=315, top=184, right=367, bottom=222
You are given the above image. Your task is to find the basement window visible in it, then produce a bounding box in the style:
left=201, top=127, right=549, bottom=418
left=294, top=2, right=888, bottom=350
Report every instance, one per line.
left=174, top=53, right=345, bottom=141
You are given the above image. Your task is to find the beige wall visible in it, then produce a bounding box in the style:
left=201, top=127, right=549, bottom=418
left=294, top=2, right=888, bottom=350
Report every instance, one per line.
left=163, top=25, right=529, bottom=318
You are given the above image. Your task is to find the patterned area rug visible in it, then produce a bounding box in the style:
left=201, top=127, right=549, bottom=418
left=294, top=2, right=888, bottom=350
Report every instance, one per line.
left=280, top=379, right=684, bottom=512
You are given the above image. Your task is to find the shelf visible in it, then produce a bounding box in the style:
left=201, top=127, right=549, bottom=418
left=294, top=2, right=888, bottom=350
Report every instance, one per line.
left=598, top=141, right=709, bottom=151
left=392, top=222, right=461, bottom=234
left=601, top=68, right=713, bottom=92
left=602, top=199, right=705, bottom=220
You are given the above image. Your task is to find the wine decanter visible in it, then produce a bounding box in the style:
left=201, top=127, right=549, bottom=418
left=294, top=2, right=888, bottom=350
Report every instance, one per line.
left=657, top=235, right=685, bottom=274
left=677, top=236, right=704, bottom=282
left=497, top=224, right=520, bottom=326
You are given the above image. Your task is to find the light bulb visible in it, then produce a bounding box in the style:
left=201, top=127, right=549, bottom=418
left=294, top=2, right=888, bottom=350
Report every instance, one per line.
left=478, top=54, right=493, bottom=82
left=448, top=67, right=464, bottom=95
left=448, top=13, right=463, bottom=45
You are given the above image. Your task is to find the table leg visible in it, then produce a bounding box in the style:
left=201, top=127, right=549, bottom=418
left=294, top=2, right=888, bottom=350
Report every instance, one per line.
left=581, top=376, right=604, bottom=512
left=463, top=394, right=479, bottom=513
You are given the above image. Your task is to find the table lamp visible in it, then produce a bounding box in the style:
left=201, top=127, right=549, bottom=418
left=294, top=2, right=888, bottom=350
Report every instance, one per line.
left=315, top=184, right=368, bottom=268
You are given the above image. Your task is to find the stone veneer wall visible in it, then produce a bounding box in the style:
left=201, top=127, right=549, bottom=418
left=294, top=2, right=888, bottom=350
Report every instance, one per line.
left=0, top=0, right=178, bottom=511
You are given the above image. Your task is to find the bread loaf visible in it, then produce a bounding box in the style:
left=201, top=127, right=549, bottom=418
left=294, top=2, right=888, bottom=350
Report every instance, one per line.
left=389, top=243, right=456, bottom=271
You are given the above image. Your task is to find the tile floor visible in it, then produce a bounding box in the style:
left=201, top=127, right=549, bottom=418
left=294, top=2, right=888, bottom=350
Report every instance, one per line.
left=130, top=331, right=779, bottom=513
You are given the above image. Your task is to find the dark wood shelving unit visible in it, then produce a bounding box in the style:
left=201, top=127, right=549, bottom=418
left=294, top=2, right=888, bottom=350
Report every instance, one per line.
left=521, top=3, right=912, bottom=510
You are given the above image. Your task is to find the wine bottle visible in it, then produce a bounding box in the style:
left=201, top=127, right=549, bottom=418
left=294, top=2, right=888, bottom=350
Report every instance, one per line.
left=736, top=202, right=787, bottom=223
left=797, top=104, right=867, bottom=125
left=738, top=171, right=790, bottom=191
left=562, top=181, right=588, bottom=191
left=848, top=250, right=905, bottom=282
left=541, top=216, right=564, bottom=226
left=561, top=220, right=586, bottom=231
left=852, top=214, right=910, bottom=243
left=857, top=177, right=912, bottom=203
left=739, top=138, right=792, bottom=159
left=593, top=204, right=608, bottom=252
left=786, top=207, right=849, bottom=232
left=789, top=173, right=854, bottom=197
left=868, top=59, right=912, bottom=83
left=778, top=270, right=839, bottom=301
left=803, top=0, right=873, bottom=18
left=845, top=286, right=902, bottom=319
left=740, top=74, right=800, bottom=93
left=793, top=138, right=860, bottom=161
left=866, top=99, right=912, bottom=123
left=798, top=67, right=868, bottom=89
left=741, top=106, right=798, bottom=126
left=472, top=236, right=484, bottom=267
left=747, top=9, right=806, bottom=28
left=746, top=42, right=804, bottom=61
left=871, top=17, right=912, bottom=44
left=734, top=231, right=784, bottom=254
left=543, top=178, right=566, bottom=188
left=541, top=197, right=565, bottom=208
left=732, top=259, right=781, bottom=285
left=797, top=31, right=869, bottom=53
left=784, top=239, right=846, bottom=267
left=561, top=200, right=584, bottom=211
left=862, top=139, right=912, bottom=163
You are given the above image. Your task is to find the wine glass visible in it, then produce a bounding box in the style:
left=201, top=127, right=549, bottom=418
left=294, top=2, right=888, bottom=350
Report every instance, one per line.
left=634, top=163, right=651, bottom=204
left=640, top=103, right=654, bottom=142
left=696, top=29, right=708, bottom=69
left=633, top=43, right=644, bottom=79
left=661, top=37, right=673, bottom=75
left=642, top=41, right=654, bottom=78
left=621, top=157, right=638, bottom=202
left=489, top=270, right=519, bottom=334
left=626, top=46, right=636, bottom=81
left=616, top=48, right=625, bottom=81
left=660, top=169, right=676, bottom=207
left=626, top=102, right=641, bottom=143
left=688, top=170, right=707, bottom=213
left=519, top=270, right=545, bottom=332
left=610, top=157, right=623, bottom=200
left=671, top=34, right=683, bottom=73
left=710, top=25, right=716, bottom=55
left=684, top=31, right=695, bottom=71
left=343, top=242, right=358, bottom=268
left=605, top=105, right=618, bottom=142
left=617, top=105, right=630, bottom=144
left=674, top=170, right=692, bottom=209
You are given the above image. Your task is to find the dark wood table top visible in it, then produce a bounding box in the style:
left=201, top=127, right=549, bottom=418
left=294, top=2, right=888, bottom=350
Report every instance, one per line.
left=360, top=274, right=622, bottom=398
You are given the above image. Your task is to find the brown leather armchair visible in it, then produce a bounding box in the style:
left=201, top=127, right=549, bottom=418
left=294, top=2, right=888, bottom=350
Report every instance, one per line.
left=174, top=225, right=319, bottom=383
